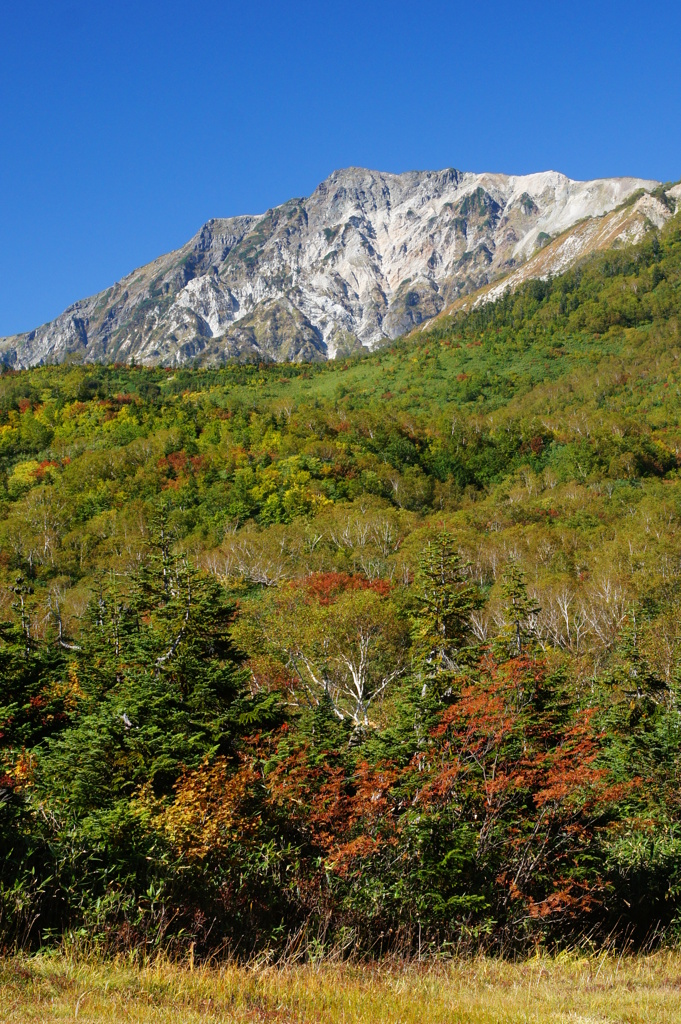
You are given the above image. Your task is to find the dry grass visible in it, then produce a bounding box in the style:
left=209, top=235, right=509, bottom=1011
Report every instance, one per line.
left=2, top=951, right=681, bottom=1023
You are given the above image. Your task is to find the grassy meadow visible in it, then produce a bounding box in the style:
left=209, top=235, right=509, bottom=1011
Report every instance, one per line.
left=2, top=952, right=681, bottom=1023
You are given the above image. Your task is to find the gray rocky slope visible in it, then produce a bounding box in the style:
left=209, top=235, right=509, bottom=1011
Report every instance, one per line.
left=1, top=167, right=675, bottom=368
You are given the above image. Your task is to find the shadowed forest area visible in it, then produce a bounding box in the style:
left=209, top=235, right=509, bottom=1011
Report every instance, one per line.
left=2, top=212, right=681, bottom=958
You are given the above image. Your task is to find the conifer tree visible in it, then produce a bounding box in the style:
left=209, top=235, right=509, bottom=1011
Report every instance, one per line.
left=411, top=530, right=481, bottom=695
left=495, top=562, right=541, bottom=659
left=0, top=585, right=71, bottom=947
left=36, top=555, right=246, bottom=815
left=598, top=612, right=671, bottom=787
left=373, top=532, right=480, bottom=766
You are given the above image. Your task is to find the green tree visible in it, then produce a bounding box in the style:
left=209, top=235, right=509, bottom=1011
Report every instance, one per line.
left=495, top=563, right=541, bottom=658
left=6, top=552, right=249, bottom=944
left=371, top=532, right=481, bottom=770
left=411, top=530, right=481, bottom=693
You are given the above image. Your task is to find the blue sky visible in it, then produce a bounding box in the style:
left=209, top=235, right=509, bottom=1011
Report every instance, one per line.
left=1, top=0, right=679, bottom=336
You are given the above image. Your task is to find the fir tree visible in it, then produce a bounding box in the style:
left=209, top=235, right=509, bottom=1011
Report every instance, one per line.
left=495, top=562, right=541, bottom=659
left=411, top=530, right=481, bottom=695
left=373, top=532, right=481, bottom=767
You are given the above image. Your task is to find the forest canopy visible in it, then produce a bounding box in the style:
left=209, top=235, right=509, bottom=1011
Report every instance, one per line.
left=1, top=212, right=681, bottom=955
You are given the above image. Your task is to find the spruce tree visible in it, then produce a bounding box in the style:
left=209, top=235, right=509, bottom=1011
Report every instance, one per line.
left=0, top=585, right=70, bottom=947
left=495, top=562, right=540, bottom=659
left=411, top=530, right=481, bottom=696
left=374, top=532, right=481, bottom=766
left=36, top=555, right=246, bottom=813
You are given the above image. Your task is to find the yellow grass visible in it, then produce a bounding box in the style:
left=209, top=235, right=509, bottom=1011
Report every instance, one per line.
left=2, top=951, right=681, bottom=1023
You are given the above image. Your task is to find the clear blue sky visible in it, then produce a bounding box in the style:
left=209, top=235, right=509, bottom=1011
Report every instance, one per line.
left=1, top=0, right=679, bottom=337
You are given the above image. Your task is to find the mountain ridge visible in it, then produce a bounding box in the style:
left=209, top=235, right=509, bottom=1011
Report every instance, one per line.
left=416, top=182, right=681, bottom=330
left=1, top=166, right=674, bottom=369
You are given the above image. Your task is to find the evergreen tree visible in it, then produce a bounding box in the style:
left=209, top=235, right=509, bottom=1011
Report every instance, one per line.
left=411, top=530, right=481, bottom=694
left=495, top=562, right=541, bottom=659
left=36, top=555, right=246, bottom=812
left=595, top=615, right=681, bottom=939
left=372, top=532, right=481, bottom=767
left=11, top=552, right=250, bottom=941
left=0, top=582, right=71, bottom=947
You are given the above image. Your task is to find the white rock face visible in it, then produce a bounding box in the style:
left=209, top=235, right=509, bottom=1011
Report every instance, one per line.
left=462, top=191, right=676, bottom=311
left=0, top=167, right=671, bottom=368
left=413, top=187, right=680, bottom=330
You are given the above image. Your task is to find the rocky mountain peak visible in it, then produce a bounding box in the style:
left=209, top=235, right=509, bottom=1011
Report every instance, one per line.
left=1, top=166, right=675, bottom=369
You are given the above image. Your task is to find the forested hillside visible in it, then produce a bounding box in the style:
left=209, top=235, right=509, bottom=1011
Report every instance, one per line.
left=2, top=212, right=681, bottom=955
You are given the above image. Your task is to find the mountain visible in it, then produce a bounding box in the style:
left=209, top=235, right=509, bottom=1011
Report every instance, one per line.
left=1, top=167, right=676, bottom=368
left=420, top=182, right=681, bottom=326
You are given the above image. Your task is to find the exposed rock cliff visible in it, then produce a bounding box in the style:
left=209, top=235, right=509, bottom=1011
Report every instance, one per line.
left=1, top=167, right=673, bottom=368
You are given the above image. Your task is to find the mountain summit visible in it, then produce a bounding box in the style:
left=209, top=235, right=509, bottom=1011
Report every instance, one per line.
left=2, top=167, right=676, bottom=368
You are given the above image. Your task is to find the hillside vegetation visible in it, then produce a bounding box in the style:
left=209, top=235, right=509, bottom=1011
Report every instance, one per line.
left=1, top=213, right=681, bottom=956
